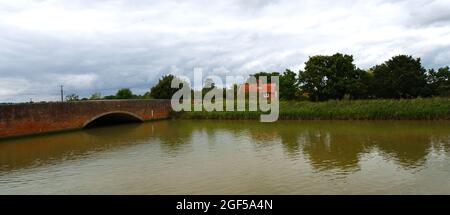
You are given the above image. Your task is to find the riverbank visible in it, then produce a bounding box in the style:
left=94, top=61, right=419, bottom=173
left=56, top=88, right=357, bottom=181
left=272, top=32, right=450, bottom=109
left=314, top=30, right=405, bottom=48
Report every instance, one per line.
left=175, top=97, right=450, bottom=120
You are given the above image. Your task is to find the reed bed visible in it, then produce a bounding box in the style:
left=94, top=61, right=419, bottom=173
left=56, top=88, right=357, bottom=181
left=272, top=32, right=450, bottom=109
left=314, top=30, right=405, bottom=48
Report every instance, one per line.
left=174, top=97, right=450, bottom=120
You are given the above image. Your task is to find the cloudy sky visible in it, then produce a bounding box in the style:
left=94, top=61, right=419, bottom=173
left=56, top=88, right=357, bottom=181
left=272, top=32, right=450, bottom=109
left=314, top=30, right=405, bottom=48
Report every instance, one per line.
left=1, top=0, right=449, bottom=102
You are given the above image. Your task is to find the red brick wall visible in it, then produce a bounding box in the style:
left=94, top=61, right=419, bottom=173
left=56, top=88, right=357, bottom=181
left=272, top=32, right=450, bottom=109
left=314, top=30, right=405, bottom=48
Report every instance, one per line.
left=0, top=99, right=172, bottom=138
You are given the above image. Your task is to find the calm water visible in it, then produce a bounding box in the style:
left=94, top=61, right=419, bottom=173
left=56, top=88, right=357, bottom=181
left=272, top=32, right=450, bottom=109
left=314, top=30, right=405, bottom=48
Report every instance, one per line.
left=1, top=120, right=450, bottom=194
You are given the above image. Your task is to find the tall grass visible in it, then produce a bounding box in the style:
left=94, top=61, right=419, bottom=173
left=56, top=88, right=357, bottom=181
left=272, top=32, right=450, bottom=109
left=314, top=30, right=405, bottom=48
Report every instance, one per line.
left=174, top=97, right=450, bottom=120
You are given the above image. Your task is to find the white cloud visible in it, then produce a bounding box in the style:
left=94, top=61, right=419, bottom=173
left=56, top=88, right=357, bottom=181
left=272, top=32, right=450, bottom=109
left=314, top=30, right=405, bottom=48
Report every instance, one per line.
left=0, top=77, right=30, bottom=97
left=58, top=73, right=98, bottom=88
left=0, top=0, right=449, bottom=102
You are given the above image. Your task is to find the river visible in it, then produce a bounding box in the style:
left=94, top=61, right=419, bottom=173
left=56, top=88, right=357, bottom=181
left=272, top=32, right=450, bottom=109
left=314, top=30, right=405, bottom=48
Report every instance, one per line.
left=1, top=120, right=450, bottom=194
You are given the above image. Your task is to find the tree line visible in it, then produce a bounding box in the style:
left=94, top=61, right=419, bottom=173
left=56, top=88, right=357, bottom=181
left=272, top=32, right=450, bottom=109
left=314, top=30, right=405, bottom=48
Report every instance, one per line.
left=65, top=88, right=152, bottom=101
left=68, top=53, right=449, bottom=102
left=297, top=53, right=449, bottom=101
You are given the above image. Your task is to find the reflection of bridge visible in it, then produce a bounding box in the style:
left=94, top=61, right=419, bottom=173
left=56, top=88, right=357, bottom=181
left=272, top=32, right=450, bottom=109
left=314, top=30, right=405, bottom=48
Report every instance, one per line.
left=0, top=100, right=172, bottom=138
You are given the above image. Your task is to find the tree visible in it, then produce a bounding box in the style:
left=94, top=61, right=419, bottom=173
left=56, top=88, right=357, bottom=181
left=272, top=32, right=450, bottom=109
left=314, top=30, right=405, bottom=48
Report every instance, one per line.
left=348, top=68, right=372, bottom=99
left=65, top=93, right=79, bottom=101
left=371, top=55, right=428, bottom=98
left=202, top=78, right=216, bottom=96
left=150, top=74, right=189, bottom=99
left=222, top=84, right=239, bottom=100
left=298, top=53, right=366, bottom=101
left=279, top=69, right=300, bottom=100
left=428, top=66, right=450, bottom=97
left=141, top=91, right=152, bottom=99
left=103, top=95, right=116, bottom=99
left=89, top=92, right=102, bottom=100
left=115, top=88, right=133, bottom=99
left=248, top=72, right=280, bottom=83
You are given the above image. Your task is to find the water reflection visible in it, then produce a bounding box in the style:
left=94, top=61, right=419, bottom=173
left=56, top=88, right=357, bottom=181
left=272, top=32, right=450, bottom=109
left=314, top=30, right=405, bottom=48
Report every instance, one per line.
left=0, top=124, right=153, bottom=172
left=2, top=120, right=450, bottom=174
left=155, top=121, right=194, bottom=155
left=176, top=121, right=450, bottom=174
left=1, top=120, right=450, bottom=194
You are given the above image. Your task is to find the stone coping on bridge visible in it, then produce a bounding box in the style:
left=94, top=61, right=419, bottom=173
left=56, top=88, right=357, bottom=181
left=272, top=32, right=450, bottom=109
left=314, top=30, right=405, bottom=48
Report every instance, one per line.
left=0, top=99, right=171, bottom=106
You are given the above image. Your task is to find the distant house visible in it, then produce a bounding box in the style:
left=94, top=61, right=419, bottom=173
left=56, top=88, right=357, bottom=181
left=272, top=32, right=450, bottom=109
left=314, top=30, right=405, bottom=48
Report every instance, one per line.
left=240, top=81, right=277, bottom=100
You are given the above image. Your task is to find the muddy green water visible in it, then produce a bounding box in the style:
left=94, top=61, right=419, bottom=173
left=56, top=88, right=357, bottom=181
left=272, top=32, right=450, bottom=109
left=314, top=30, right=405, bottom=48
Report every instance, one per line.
left=1, top=120, right=450, bottom=194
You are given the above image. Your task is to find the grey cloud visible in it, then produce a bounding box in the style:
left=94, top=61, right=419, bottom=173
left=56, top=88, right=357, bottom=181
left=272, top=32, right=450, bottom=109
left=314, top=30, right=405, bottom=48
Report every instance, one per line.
left=406, top=0, right=450, bottom=27
left=0, top=0, right=449, bottom=102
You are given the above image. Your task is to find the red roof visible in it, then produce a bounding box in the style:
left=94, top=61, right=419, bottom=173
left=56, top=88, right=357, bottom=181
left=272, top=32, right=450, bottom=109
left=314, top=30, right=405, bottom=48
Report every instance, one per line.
left=241, top=83, right=276, bottom=93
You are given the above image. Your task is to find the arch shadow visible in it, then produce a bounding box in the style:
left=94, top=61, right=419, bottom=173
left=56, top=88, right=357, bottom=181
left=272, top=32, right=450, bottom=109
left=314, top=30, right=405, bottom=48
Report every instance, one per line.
left=83, top=111, right=144, bottom=128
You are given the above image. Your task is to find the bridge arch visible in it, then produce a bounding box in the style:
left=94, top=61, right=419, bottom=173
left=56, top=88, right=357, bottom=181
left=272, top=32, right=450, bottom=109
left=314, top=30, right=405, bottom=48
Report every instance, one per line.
left=83, top=111, right=144, bottom=128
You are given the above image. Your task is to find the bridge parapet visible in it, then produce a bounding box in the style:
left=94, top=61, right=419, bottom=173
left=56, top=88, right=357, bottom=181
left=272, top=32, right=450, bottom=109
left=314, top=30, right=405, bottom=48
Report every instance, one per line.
left=0, top=99, right=172, bottom=139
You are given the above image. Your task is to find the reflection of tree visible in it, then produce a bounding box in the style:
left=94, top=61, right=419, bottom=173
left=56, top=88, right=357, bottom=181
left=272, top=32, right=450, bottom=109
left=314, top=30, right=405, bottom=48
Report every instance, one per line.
left=154, top=121, right=194, bottom=154
left=361, top=122, right=449, bottom=169
left=300, top=130, right=366, bottom=172
left=180, top=120, right=450, bottom=174
left=430, top=135, right=450, bottom=153
left=278, top=131, right=301, bottom=156
left=0, top=123, right=153, bottom=172
left=261, top=122, right=369, bottom=172
left=275, top=121, right=450, bottom=173
left=374, top=134, right=430, bottom=169
left=196, top=120, right=281, bottom=148
left=247, top=128, right=279, bottom=146
left=1, top=120, right=449, bottom=177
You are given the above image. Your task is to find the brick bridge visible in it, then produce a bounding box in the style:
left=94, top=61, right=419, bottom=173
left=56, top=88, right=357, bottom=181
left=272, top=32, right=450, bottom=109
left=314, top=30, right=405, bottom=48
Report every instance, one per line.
left=0, top=99, right=172, bottom=139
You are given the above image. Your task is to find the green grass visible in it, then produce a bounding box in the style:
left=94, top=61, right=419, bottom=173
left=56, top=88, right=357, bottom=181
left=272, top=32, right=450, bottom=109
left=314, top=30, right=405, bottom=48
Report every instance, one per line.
left=173, top=97, right=450, bottom=120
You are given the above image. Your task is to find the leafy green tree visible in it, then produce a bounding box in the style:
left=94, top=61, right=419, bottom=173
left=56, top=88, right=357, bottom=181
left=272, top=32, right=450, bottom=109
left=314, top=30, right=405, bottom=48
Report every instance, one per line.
left=103, top=95, right=116, bottom=99
left=141, top=91, right=152, bottom=99
left=279, top=69, right=300, bottom=100
left=223, top=84, right=239, bottom=100
left=202, top=78, right=216, bottom=96
left=150, top=74, right=189, bottom=99
left=298, top=53, right=365, bottom=101
left=371, top=55, right=428, bottom=98
left=115, top=88, right=133, bottom=99
left=428, top=66, right=450, bottom=97
left=89, top=92, right=102, bottom=100
left=348, top=68, right=372, bottom=99
left=65, top=93, right=79, bottom=101
left=248, top=72, right=280, bottom=83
